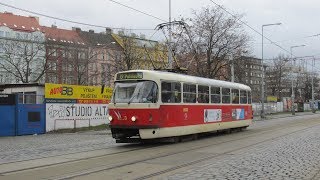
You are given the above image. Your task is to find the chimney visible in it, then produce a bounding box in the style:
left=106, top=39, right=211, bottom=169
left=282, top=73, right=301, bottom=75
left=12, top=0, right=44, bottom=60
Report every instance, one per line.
left=72, top=27, right=81, bottom=33
left=89, top=29, right=94, bottom=33
left=29, top=16, right=40, bottom=23
left=105, top=27, right=112, bottom=34
left=51, top=24, right=57, bottom=28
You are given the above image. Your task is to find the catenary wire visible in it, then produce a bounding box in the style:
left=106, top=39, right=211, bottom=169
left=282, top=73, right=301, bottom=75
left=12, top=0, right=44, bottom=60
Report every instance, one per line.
left=209, top=0, right=294, bottom=58
left=0, top=2, right=156, bottom=31
left=108, top=0, right=167, bottom=22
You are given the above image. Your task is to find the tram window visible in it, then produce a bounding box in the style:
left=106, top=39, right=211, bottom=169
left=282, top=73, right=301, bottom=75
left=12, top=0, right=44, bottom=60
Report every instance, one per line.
left=222, top=88, right=231, bottom=104
left=161, top=82, right=181, bottom=103
left=211, top=87, right=221, bottom=103
left=232, top=89, right=240, bottom=104
left=248, top=91, right=252, bottom=104
left=198, top=85, right=209, bottom=103
left=183, top=84, right=197, bottom=103
left=113, top=81, right=158, bottom=103
left=240, top=90, right=248, bottom=104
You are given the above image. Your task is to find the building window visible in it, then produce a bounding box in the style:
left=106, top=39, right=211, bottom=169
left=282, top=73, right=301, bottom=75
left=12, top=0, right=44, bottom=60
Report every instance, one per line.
left=16, top=32, right=21, bottom=39
left=0, top=31, right=4, bottom=37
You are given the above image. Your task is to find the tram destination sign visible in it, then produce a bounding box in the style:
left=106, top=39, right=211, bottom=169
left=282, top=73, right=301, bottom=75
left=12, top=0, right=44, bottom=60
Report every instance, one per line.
left=116, top=72, right=143, bottom=80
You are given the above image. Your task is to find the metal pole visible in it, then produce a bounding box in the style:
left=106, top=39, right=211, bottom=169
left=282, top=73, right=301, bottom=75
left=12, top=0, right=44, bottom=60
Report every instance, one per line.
left=261, top=26, right=265, bottom=118
left=260, top=23, right=281, bottom=118
left=312, top=57, right=315, bottom=113
left=291, top=47, right=295, bottom=115
left=290, top=44, right=305, bottom=115
left=168, top=0, right=173, bottom=69
left=231, top=55, right=234, bottom=82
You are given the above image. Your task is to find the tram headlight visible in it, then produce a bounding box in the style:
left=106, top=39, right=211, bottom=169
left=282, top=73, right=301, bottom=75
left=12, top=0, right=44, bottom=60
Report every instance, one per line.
left=131, top=116, right=137, bottom=122
left=108, top=115, right=113, bottom=121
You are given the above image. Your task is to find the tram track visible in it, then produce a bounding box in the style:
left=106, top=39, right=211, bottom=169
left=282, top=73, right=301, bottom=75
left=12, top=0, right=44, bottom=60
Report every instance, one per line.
left=1, top=114, right=319, bottom=180
left=50, top=116, right=320, bottom=180
left=0, top=143, right=161, bottom=175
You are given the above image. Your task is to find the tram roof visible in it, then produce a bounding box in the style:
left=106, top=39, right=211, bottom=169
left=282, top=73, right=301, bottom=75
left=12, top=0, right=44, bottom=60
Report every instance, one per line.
left=117, top=70, right=251, bottom=91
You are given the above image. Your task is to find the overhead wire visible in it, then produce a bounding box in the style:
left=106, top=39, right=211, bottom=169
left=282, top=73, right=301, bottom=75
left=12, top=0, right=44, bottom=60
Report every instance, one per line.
left=0, top=2, right=156, bottom=31
left=209, top=0, right=294, bottom=57
left=108, top=0, right=167, bottom=22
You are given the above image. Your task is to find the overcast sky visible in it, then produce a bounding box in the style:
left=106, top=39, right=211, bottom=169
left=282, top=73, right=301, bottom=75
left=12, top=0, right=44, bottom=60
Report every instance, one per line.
left=1, top=0, right=320, bottom=70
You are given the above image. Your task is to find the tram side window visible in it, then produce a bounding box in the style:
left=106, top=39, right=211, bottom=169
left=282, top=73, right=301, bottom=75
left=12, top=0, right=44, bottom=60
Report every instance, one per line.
left=222, top=88, right=231, bottom=104
left=232, top=89, right=240, bottom=104
left=198, top=85, right=209, bottom=103
left=240, top=90, right=247, bottom=104
left=248, top=91, right=252, bottom=104
left=161, top=82, right=181, bottom=103
left=211, top=87, right=221, bottom=103
left=183, top=84, right=197, bottom=103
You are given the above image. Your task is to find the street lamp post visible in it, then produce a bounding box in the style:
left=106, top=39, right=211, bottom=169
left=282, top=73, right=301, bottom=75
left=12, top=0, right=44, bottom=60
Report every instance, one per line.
left=261, top=23, right=281, bottom=118
left=290, top=45, right=306, bottom=115
left=312, top=57, right=315, bottom=113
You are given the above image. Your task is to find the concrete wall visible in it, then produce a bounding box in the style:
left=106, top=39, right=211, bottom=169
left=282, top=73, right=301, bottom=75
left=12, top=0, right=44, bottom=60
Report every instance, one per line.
left=252, top=102, right=314, bottom=116
left=46, top=103, right=108, bottom=132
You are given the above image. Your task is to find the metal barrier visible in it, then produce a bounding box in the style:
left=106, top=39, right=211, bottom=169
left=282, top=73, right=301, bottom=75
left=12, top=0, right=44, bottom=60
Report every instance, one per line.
left=54, top=119, right=92, bottom=131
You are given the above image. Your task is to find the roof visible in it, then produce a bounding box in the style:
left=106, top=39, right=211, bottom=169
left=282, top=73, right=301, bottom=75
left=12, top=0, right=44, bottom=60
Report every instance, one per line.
left=41, top=26, right=85, bottom=45
left=0, top=12, right=41, bottom=32
left=117, top=70, right=251, bottom=91
left=79, top=31, right=122, bottom=50
left=112, top=33, right=159, bottom=49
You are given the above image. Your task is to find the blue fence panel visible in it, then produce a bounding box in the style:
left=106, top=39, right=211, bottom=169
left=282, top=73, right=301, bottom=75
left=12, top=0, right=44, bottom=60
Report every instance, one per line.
left=0, top=106, right=16, bottom=136
left=16, top=104, right=45, bottom=136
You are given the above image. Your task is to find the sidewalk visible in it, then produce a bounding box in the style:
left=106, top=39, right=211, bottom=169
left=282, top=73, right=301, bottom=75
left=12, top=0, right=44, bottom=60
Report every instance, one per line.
left=253, top=111, right=318, bottom=121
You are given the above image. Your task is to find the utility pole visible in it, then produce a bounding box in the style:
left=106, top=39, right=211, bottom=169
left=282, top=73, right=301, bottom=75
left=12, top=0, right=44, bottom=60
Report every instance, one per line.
left=168, top=0, right=173, bottom=69
left=261, top=23, right=281, bottom=119
left=231, top=55, right=234, bottom=82
left=290, top=45, right=305, bottom=115
left=312, top=57, right=315, bottom=113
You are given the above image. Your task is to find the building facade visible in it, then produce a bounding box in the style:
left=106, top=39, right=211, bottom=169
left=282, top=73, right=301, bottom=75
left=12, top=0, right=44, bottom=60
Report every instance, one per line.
left=0, top=12, right=46, bottom=84
left=79, top=28, right=123, bottom=87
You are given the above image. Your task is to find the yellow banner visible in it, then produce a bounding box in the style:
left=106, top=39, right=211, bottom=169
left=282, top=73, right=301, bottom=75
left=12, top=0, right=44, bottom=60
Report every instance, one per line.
left=45, top=83, right=113, bottom=100
left=267, top=96, right=277, bottom=102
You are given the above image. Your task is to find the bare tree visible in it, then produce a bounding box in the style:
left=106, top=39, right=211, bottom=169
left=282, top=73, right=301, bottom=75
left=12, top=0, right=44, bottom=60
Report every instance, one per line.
left=0, top=32, right=51, bottom=83
left=265, top=54, right=291, bottom=101
left=44, top=41, right=89, bottom=85
left=112, top=31, right=143, bottom=71
left=174, top=6, right=250, bottom=79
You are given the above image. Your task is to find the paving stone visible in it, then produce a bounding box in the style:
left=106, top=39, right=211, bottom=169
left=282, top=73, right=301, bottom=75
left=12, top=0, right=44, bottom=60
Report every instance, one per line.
left=168, top=125, right=320, bottom=180
left=0, top=130, right=115, bottom=163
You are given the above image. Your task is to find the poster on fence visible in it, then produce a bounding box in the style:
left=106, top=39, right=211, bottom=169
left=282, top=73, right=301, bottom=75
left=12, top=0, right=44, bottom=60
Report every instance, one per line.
left=45, top=83, right=112, bottom=132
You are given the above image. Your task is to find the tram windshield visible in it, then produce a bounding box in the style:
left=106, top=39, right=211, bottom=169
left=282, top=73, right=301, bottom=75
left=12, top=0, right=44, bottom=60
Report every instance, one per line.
left=113, top=81, right=158, bottom=103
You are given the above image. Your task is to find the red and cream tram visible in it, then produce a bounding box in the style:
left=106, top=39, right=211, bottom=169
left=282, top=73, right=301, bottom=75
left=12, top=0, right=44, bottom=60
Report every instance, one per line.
left=108, top=70, right=252, bottom=143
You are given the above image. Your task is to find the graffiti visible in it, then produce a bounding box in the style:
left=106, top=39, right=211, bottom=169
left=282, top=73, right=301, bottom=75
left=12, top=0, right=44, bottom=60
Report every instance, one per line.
left=47, top=104, right=67, bottom=118
left=47, top=104, right=108, bottom=119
